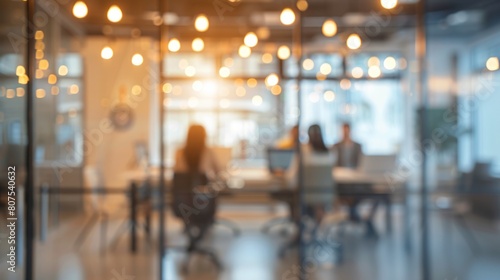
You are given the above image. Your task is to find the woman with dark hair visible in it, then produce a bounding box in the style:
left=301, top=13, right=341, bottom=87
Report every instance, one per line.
left=286, top=124, right=335, bottom=222
left=174, top=124, right=220, bottom=177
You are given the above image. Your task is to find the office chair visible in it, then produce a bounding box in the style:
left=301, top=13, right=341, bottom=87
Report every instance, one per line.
left=171, top=172, right=222, bottom=271
left=278, top=164, right=344, bottom=263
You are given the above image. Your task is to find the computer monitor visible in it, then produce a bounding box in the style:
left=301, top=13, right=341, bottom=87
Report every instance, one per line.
left=267, top=148, right=295, bottom=173
left=359, top=154, right=397, bottom=174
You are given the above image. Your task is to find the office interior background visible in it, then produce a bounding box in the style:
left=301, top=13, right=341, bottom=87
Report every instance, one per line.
left=1, top=0, right=500, bottom=279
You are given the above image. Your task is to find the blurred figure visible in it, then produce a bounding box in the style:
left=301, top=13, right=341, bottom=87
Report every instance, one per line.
left=332, top=123, right=362, bottom=168
left=276, top=125, right=299, bottom=149
left=287, top=124, right=334, bottom=223
left=174, top=124, right=220, bottom=178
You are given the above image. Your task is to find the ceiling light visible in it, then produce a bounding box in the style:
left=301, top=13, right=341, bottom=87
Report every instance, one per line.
left=48, top=74, right=57, bottom=85
left=262, top=53, right=273, bottom=64
left=244, top=32, right=258, bottom=47
left=368, top=66, right=381, bottom=78
left=347, top=34, right=362, bottom=50
left=252, top=95, right=263, bottom=106
left=368, top=56, right=380, bottom=66
left=324, top=90, right=335, bottom=102
left=107, top=5, right=123, bottom=23
left=265, top=73, right=279, bottom=87
left=194, top=14, right=209, bottom=32
left=303, top=58, right=314, bottom=71
left=277, top=45, right=291, bottom=60
left=247, top=78, right=257, bottom=88
left=319, top=63, right=332, bottom=75
left=352, top=67, right=364, bottom=78
left=322, top=19, right=338, bottom=37
left=384, top=57, right=397, bottom=70
left=16, top=66, right=25, bottom=76
left=271, top=85, right=282, bottom=95
left=340, top=79, right=351, bottom=90
left=73, top=1, right=88, bottom=19
left=39, top=59, right=49, bottom=70
left=256, top=27, right=270, bottom=39
left=280, top=8, right=295, bottom=25
left=296, top=0, right=308, bottom=11
left=192, top=38, right=204, bottom=52
left=101, top=46, right=113, bottom=59
left=131, top=53, right=143, bottom=66
left=381, top=0, right=398, bottom=9
left=36, top=89, right=46, bottom=98
left=168, top=38, right=181, bottom=52
left=486, top=57, right=499, bottom=71
left=239, top=45, right=251, bottom=58
left=58, top=65, right=69, bottom=76
left=219, top=66, right=230, bottom=78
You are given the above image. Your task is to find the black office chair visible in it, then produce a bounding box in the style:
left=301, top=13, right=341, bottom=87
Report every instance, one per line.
left=171, top=172, right=222, bottom=271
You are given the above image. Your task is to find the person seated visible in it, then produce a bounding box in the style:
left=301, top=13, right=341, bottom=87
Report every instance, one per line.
left=331, top=123, right=362, bottom=169
left=286, top=124, right=335, bottom=238
left=174, top=124, right=220, bottom=177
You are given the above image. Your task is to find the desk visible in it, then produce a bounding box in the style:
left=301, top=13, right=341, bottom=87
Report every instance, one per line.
left=124, top=166, right=408, bottom=252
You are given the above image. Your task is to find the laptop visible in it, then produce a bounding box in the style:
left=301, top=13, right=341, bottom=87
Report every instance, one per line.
left=267, top=148, right=295, bottom=174
left=358, top=154, right=397, bottom=174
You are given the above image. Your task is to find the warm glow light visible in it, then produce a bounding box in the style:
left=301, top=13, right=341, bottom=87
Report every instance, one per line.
left=340, top=79, right=351, bottom=90
left=131, top=85, right=142, bottom=95
left=51, top=86, right=59, bottom=95
left=219, top=66, right=230, bottom=78
left=316, top=73, right=326, bottom=81
left=58, top=65, right=69, bottom=76
left=101, top=46, right=113, bottom=59
left=303, top=59, right=314, bottom=71
left=238, top=45, right=251, bottom=58
left=252, top=95, right=263, bottom=106
left=368, top=56, right=380, bottom=66
left=322, top=19, right=338, bottom=37
left=192, top=38, right=204, bottom=52
left=69, top=84, right=79, bottom=94
left=185, top=66, right=196, bottom=77
left=236, top=86, right=246, bottom=97
left=280, top=8, right=295, bottom=25
left=347, top=34, right=362, bottom=50
left=486, top=57, right=499, bottom=71
left=384, top=57, right=397, bottom=70
left=162, top=83, right=172, bottom=93
left=194, top=14, right=209, bottom=32
left=262, top=53, right=273, bottom=64
left=36, top=50, right=44, bottom=59
left=277, top=45, right=291, bottom=60
left=36, top=69, right=43, bottom=79
left=381, top=0, right=398, bottom=9
left=39, top=59, right=49, bottom=70
left=107, top=5, right=123, bottom=23
left=35, top=31, right=44, bottom=40
left=368, top=66, right=381, bottom=78
left=16, top=66, right=25, bottom=76
left=296, top=0, right=308, bottom=11
left=324, top=90, right=335, bottom=102
left=247, top=78, right=257, bottom=88
left=352, top=67, right=364, bottom=78
left=131, top=53, right=143, bottom=66
left=244, top=32, right=259, bottom=47
left=224, top=57, right=234, bottom=67
left=168, top=38, right=181, bottom=52
left=18, top=75, right=29, bottom=84
left=72, top=1, right=88, bottom=19
left=271, top=85, right=282, bottom=95
left=17, top=88, right=25, bottom=97
left=320, top=63, right=332, bottom=75
left=48, top=74, right=57, bottom=84
left=6, top=89, right=15, bottom=99
left=265, top=73, right=279, bottom=87
left=36, top=89, right=46, bottom=98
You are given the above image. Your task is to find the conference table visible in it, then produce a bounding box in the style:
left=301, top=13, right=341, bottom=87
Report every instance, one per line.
left=124, top=164, right=408, bottom=253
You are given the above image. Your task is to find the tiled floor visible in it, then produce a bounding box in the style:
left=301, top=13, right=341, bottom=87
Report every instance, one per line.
left=1, top=200, right=500, bottom=280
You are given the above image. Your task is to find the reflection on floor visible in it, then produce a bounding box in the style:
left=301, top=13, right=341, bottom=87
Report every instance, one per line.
left=1, top=201, right=500, bottom=280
